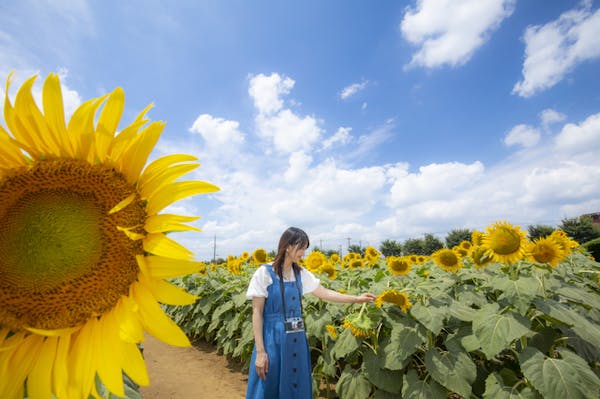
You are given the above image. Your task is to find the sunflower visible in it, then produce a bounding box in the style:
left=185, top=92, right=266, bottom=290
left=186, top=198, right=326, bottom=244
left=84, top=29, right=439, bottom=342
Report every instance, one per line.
left=240, top=251, right=250, bottom=261
left=453, top=245, right=469, bottom=257
left=527, top=237, right=566, bottom=268
left=386, top=256, right=412, bottom=276
left=305, top=250, right=326, bottom=272
left=431, top=248, right=462, bottom=273
left=364, top=246, right=381, bottom=263
left=252, top=248, right=268, bottom=264
left=482, top=221, right=528, bottom=264
left=329, top=253, right=340, bottom=264
left=549, top=230, right=579, bottom=255
left=342, top=307, right=376, bottom=338
left=320, top=261, right=337, bottom=280
left=0, top=73, right=218, bottom=399
left=471, top=230, right=484, bottom=246
left=348, top=258, right=364, bottom=269
left=325, top=324, right=338, bottom=339
left=375, top=289, right=412, bottom=313
left=469, top=245, right=492, bottom=269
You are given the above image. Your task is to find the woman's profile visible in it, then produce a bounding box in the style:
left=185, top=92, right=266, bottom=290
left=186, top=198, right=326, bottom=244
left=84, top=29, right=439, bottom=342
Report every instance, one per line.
left=245, top=227, right=375, bottom=399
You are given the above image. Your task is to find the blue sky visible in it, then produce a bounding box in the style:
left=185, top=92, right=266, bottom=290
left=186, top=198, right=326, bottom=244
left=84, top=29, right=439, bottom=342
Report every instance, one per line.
left=2, top=0, right=600, bottom=260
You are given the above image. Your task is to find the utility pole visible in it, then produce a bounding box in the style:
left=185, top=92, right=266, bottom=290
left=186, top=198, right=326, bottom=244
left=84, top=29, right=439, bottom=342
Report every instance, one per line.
left=212, top=234, right=217, bottom=267
left=346, top=237, right=351, bottom=252
left=320, top=239, right=323, bottom=250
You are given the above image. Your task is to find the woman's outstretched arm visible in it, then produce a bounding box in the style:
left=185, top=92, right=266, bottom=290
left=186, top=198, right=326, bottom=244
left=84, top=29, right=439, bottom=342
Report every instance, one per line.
left=311, top=285, right=376, bottom=303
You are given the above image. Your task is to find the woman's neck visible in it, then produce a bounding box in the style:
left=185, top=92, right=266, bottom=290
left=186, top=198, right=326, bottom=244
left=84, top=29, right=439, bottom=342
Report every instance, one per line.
left=282, top=258, right=293, bottom=276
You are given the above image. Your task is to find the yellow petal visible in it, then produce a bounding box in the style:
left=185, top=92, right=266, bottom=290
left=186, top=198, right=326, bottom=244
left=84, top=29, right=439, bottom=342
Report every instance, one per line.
left=119, top=121, right=164, bottom=184
left=144, top=214, right=201, bottom=234
left=109, top=193, right=137, bottom=214
left=142, top=275, right=198, bottom=305
left=0, top=334, right=43, bottom=399
left=132, top=282, right=190, bottom=347
left=27, top=337, right=58, bottom=399
left=139, top=154, right=198, bottom=187
left=115, top=297, right=145, bottom=343
left=121, top=341, right=149, bottom=386
left=97, top=87, right=124, bottom=137
left=67, top=96, right=107, bottom=159
left=143, top=233, right=194, bottom=260
left=139, top=163, right=199, bottom=200
left=144, top=255, right=203, bottom=279
left=146, top=181, right=219, bottom=216
left=96, top=311, right=125, bottom=398
left=25, top=326, right=80, bottom=337
left=42, top=73, right=72, bottom=157
left=68, top=320, right=96, bottom=399
left=0, top=125, right=28, bottom=167
left=117, top=226, right=146, bottom=240
left=109, top=118, right=147, bottom=162
left=52, top=334, right=71, bottom=399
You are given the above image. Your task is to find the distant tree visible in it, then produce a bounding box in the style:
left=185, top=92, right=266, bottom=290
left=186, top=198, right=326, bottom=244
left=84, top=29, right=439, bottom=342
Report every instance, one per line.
left=323, top=249, right=339, bottom=257
left=268, top=250, right=276, bottom=259
left=527, top=224, right=555, bottom=241
left=311, top=246, right=323, bottom=253
left=379, top=239, right=403, bottom=257
left=403, top=238, right=425, bottom=255
left=559, top=216, right=600, bottom=244
left=423, top=233, right=444, bottom=255
left=445, top=228, right=472, bottom=248
left=348, top=244, right=365, bottom=256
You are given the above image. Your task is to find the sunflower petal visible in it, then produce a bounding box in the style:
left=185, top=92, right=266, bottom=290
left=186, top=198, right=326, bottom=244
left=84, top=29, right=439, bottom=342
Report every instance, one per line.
left=139, top=154, right=198, bottom=187
left=139, top=163, right=199, bottom=200
left=68, top=320, right=96, bottom=399
left=143, top=233, right=194, bottom=260
left=42, top=73, right=72, bottom=157
left=132, top=282, right=190, bottom=347
left=115, top=297, right=145, bottom=343
left=96, top=312, right=125, bottom=398
left=117, top=226, right=146, bottom=240
left=144, top=214, right=201, bottom=234
left=67, top=96, right=107, bottom=159
left=0, top=334, right=43, bottom=399
left=52, top=334, right=71, bottom=399
left=27, top=337, right=58, bottom=399
left=121, top=341, right=149, bottom=386
left=109, top=193, right=137, bottom=214
left=144, top=255, right=203, bottom=279
left=143, top=276, right=198, bottom=305
left=146, top=181, right=219, bottom=215
left=119, top=121, right=164, bottom=184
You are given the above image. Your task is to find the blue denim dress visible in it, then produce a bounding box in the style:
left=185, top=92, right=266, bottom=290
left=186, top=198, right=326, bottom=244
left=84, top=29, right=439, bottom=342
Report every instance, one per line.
left=246, top=265, right=312, bottom=399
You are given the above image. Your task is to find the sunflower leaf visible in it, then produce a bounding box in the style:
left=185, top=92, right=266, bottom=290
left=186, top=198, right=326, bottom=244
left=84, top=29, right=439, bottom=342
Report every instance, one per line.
left=410, top=302, right=447, bottom=335
left=533, top=298, right=600, bottom=347
left=483, top=372, right=541, bottom=399
left=401, top=369, right=447, bottom=399
left=335, top=365, right=372, bottom=399
left=424, top=348, right=477, bottom=398
left=472, top=303, right=531, bottom=359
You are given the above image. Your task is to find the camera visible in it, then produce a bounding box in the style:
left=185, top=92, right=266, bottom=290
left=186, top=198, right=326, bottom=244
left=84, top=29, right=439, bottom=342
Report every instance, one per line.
left=284, top=317, right=305, bottom=333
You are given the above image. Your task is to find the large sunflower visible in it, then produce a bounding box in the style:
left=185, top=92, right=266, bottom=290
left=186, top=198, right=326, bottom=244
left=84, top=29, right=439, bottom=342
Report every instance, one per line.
left=482, top=221, right=528, bottom=264
left=431, top=248, right=462, bottom=273
left=386, top=256, right=412, bottom=276
left=527, top=237, right=565, bottom=268
left=375, top=289, right=412, bottom=313
left=0, top=73, right=218, bottom=399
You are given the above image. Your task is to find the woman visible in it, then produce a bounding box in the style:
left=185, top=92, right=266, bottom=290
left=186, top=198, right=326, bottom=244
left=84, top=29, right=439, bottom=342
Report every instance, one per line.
left=245, top=227, right=375, bottom=399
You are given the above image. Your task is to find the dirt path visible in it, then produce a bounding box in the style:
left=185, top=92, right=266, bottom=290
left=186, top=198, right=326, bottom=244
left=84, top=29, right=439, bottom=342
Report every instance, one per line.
left=139, top=334, right=248, bottom=399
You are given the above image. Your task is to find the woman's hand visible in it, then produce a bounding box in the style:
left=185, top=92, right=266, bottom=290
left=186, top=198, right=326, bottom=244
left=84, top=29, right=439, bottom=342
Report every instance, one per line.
left=355, top=293, right=376, bottom=303
left=255, top=350, right=269, bottom=380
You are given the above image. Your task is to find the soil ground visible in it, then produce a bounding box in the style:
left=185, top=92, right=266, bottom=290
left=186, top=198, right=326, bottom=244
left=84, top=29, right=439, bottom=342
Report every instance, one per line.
left=138, top=334, right=248, bottom=399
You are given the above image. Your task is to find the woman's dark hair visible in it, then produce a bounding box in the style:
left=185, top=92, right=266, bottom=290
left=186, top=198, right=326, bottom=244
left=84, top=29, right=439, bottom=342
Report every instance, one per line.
left=272, top=227, right=310, bottom=279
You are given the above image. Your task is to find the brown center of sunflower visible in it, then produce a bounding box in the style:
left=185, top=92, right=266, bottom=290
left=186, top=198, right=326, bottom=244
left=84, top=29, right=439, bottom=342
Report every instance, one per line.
left=439, top=250, right=458, bottom=267
left=532, top=243, right=556, bottom=263
left=0, top=159, right=145, bottom=331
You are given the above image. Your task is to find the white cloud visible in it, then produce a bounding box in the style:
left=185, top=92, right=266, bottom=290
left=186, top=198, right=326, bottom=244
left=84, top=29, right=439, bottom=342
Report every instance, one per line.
left=340, top=81, right=368, bottom=100
left=255, top=109, right=322, bottom=154
left=513, top=4, right=600, bottom=97
left=284, top=151, right=312, bottom=182
left=248, top=73, right=295, bottom=115
left=504, top=124, right=541, bottom=148
left=554, top=112, right=600, bottom=155
left=322, top=127, right=352, bottom=150
left=189, top=114, right=245, bottom=148
left=540, top=108, right=567, bottom=130
left=400, top=0, right=515, bottom=69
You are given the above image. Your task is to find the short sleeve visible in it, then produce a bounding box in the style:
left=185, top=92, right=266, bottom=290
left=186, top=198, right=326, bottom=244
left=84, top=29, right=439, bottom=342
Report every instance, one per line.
left=300, top=268, right=320, bottom=295
left=246, top=265, right=273, bottom=299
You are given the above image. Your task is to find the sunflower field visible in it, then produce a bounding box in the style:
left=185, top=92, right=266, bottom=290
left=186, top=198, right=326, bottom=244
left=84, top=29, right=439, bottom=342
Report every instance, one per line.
left=167, top=222, right=600, bottom=399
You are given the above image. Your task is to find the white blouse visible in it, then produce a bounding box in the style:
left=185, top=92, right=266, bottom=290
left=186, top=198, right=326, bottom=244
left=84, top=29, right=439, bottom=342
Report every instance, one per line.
left=246, top=264, right=321, bottom=299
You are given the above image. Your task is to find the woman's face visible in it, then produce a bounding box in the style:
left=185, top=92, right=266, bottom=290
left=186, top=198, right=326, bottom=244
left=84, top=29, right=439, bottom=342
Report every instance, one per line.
left=287, top=244, right=306, bottom=263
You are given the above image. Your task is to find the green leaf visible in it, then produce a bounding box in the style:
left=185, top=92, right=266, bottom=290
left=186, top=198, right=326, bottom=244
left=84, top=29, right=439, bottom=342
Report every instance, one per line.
left=472, top=303, right=531, bottom=359
left=483, top=372, right=540, bottom=399
left=363, top=349, right=403, bottom=394
left=331, top=328, right=361, bottom=360
left=533, top=298, right=600, bottom=347
left=336, top=366, right=372, bottom=399
left=519, top=347, right=600, bottom=399
left=424, top=348, right=477, bottom=398
left=448, top=299, right=476, bottom=321
left=496, top=276, right=539, bottom=315
left=379, top=323, right=426, bottom=370
left=401, top=369, right=447, bottom=399
left=410, top=302, right=447, bottom=335
left=373, top=390, right=402, bottom=399
left=556, top=286, right=600, bottom=310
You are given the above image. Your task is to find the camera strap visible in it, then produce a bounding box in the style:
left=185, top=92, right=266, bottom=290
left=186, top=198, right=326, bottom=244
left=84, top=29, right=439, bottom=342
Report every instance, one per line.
left=278, top=265, right=303, bottom=320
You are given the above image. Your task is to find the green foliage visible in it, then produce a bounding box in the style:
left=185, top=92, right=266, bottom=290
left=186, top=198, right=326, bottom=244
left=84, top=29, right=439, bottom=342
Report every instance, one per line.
left=379, top=239, right=403, bottom=257
left=402, top=238, right=425, bottom=255
left=559, top=215, right=600, bottom=244
left=422, top=233, right=444, bottom=255
left=582, top=237, right=600, bottom=261
left=167, top=252, right=600, bottom=398
left=445, top=228, right=472, bottom=248
left=527, top=224, right=555, bottom=241
left=348, top=244, right=365, bottom=256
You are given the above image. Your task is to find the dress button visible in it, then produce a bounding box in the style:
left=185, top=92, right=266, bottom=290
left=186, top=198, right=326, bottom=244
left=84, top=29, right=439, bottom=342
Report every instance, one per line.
left=293, top=368, right=297, bottom=373
left=292, top=296, right=296, bottom=300
left=293, top=338, right=297, bottom=343
left=293, top=383, right=298, bottom=388
left=293, top=353, right=297, bottom=357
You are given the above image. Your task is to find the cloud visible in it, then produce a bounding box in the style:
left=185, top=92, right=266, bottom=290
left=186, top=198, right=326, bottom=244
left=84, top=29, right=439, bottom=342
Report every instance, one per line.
left=284, top=151, right=313, bottom=182
left=248, top=73, right=295, bottom=115
left=540, top=108, right=567, bottom=130
left=189, top=114, right=245, bottom=148
left=255, top=109, right=322, bottom=154
left=554, top=112, right=600, bottom=155
left=513, top=3, right=600, bottom=97
left=504, top=124, right=541, bottom=148
left=340, top=81, right=368, bottom=100
left=322, top=127, right=352, bottom=150
left=400, top=0, right=515, bottom=69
